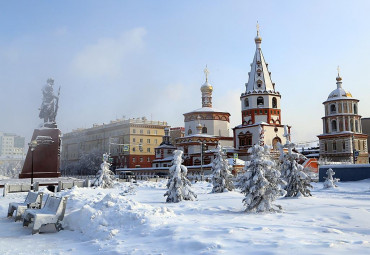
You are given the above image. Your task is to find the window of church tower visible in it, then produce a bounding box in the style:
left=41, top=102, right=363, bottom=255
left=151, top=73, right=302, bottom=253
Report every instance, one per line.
left=272, top=97, right=277, bottom=108
left=244, top=98, right=249, bottom=107
left=330, top=104, right=336, bottom=114
left=354, top=104, right=358, bottom=114
left=188, top=129, right=192, bottom=135
left=331, top=120, right=337, bottom=132
left=350, top=119, right=354, bottom=131
left=338, top=103, right=342, bottom=113
left=333, top=141, right=337, bottom=151
left=349, top=103, right=353, bottom=113
left=202, top=126, right=207, bottom=134
left=343, top=103, right=348, bottom=113
left=324, top=142, right=328, bottom=151
left=257, top=96, right=264, bottom=106
left=355, top=120, right=359, bottom=132
left=339, top=119, right=343, bottom=132
left=343, top=141, right=346, bottom=150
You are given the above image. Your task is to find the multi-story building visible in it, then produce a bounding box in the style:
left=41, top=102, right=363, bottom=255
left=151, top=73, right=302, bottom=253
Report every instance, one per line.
left=61, top=117, right=168, bottom=169
left=233, top=28, right=290, bottom=160
left=0, top=132, right=25, bottom=158
left=318, top=72, right=368, bottom=164
left=361, top=118, right=370, bottom=155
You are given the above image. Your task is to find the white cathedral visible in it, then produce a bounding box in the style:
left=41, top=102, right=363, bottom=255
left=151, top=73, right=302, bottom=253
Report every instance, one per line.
left=233, top=28, right=290, bottom=160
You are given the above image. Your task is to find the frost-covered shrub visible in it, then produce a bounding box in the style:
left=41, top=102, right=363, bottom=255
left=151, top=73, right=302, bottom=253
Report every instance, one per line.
left=323, top=168, right=340, bottom=188
left=211, top=144, right=234, bottom=193
left=164, top=150, right=197, bottom=203
left=92, top=153, right=116, bottom=188
left=240, top=144, right=286, bottom=213
left=277, top=126, right=312, bottom=197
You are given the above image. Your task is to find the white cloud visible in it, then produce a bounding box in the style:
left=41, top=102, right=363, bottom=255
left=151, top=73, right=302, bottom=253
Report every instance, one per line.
left=71, top=27, right=146, bottom=79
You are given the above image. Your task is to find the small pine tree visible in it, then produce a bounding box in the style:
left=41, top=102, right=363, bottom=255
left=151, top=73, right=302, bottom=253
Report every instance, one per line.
left=240, top=136, right=286, bottom=213
left=92, top=153, right=116, bottom=188
left=277, top=125, right=312, bottom=197
left=323, top=168, right=340, bottom=188
left=164, top=150, right=197, bottom=203
left=211, top=144, right=234, bottom=193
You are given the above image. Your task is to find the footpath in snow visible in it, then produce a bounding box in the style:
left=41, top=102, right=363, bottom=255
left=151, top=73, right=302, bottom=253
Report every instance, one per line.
left=0, top=179, right=370, bottom=254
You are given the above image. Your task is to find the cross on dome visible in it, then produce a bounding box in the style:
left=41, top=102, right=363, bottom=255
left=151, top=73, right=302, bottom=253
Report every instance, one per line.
left=204, top=65, right=209, bottom=83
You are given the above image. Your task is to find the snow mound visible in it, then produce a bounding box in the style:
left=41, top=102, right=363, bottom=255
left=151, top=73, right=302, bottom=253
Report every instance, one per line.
left=64, top=193, right=175, bottom=240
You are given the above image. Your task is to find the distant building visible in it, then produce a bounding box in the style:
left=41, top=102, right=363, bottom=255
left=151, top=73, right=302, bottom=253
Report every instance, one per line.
left=0, top=132, right=25, bottom=158
left=152, top=127, right=177, bottom=168
left=175, top=67, right=233, bottom=167
left=61, top=117, right=168, bottom=169
left=233, top=28, right=290, bottom=160
left=361, top=118, right=370, bottom=155
left=169, top=127, right=184, bottom=146
left=317, top=72, right=368, bottom=164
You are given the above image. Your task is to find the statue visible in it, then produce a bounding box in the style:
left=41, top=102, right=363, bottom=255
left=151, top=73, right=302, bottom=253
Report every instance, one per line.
left=39, top=78, right=60, bottom=126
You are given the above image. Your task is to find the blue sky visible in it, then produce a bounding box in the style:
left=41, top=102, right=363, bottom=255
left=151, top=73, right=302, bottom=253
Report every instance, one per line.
left=1, top=0, right=370, bottom=145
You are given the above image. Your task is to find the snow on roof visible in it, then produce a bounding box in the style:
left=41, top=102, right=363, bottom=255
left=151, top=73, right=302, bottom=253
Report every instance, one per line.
left=184, top=107, right=229, bottom=115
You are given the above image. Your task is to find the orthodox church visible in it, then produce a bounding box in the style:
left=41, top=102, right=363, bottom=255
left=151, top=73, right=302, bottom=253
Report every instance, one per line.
left=175, top=67, right=233, bottom=166
left=233, top=27, right=290, bottom=160
left=318, top=70, right=368, bottom=164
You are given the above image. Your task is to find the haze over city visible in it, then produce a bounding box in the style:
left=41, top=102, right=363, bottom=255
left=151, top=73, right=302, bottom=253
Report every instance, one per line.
left=1, top=0, right=370, bottom=145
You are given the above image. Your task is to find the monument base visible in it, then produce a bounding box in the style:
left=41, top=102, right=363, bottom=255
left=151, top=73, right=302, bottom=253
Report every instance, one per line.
left=19, top=128, right=61, bottom=179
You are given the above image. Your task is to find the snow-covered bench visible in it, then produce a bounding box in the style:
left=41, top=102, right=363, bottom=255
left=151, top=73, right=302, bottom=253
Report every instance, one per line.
left=57, top=179, right=90, bottom=192
left=7, top=191, right=43, bottom=221
left=23, top=195, right=68, bottom=234
left=2, top=183, right=35, bottom=197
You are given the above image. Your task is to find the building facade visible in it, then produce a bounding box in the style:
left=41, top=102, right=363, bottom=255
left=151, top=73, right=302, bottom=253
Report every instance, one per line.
left=318, top=72, right=368, bottom=164
left=176, top=67, right=234, bottom=167
left=0, top=132, right=25, bottom=158
left=233, top=28, right=290, bottom=160
left=361, top=118, right=370, bottom=155
left=61, top=117, right=168, bottom=169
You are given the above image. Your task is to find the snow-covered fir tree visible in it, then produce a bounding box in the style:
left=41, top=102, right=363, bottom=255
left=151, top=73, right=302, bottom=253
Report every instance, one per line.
left=323, top=168, right=340, bottom=188
left=211, top=144, right=234, bottom=193
left=277, top=126, right=312, bottom=197
left=164, top=150, right=197, bottom=203
left=240, top=126, right=286, bottom=213
left=92, top=153, right=116, bottom=188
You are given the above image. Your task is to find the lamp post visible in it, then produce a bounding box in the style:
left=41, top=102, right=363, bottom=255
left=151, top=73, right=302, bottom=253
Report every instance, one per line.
left=28, top=140, right=38, bottom=188
left=28, top=136, right=54, bottom=190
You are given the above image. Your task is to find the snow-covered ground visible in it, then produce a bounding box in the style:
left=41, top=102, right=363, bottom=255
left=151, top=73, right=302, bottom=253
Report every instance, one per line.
left=0, top=179, right=370, bottom=254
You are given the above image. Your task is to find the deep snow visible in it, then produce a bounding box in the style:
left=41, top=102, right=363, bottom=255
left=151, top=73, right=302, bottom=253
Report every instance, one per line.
left=0, top=179, right=370, bottom=255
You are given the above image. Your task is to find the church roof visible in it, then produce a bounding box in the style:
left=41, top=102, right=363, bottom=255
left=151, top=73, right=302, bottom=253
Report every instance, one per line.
left=184, top=107, right=230, bottom=115
left=245, top=29, right=276, bottom=93
left=325, top=73, right=355, bottom=102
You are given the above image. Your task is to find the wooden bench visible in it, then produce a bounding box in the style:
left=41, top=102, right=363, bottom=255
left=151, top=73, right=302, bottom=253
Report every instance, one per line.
left=23, top=195, right=68, bottom=234
left=7, top=191, right=43, bottom=221
left=2, top=183, right=37, bottom=197
left=57, top=179, right=90, bottom=192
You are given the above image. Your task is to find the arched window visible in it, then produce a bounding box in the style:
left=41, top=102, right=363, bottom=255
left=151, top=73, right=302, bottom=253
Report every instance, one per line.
left=272, top=137, right=282, bottom=150
left=354, top=104, right=358, bottom=114
left=257, top=96, right=264, bottom=106
left=331, top=120, right=337, bottom=132
left=330, top=104, right=336, bottom=113
left=202, top=126, right=207, bottom=134
left=272, top=97, right=277, bottom=108
left=188, top=129, right=192, bottom=135
left=244, top=98, right=249, bottom=107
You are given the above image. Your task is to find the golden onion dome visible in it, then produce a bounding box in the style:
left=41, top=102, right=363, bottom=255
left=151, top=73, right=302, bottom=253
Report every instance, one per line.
left=201, top=81, right=213, bottom=93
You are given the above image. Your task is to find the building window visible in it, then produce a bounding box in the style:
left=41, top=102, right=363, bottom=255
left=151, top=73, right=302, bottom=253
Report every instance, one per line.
left=324, top=142, right=328, bottom=151
left=147, top=148, right=150, bottom=152
left=140, top=138, right=143, bottom=143
left=133, top=147, right=136, bottom=152
left=188, top=129, right=192, bottom=135
left=257, top=96, right=264, bottom=106
left=133, top=138, right=136, bottom=143
left=333, top=141, right=337, bottom=151
left=154, top=130, right=157, bottom=135
left=272, top=97, right=277, bottom=108
left=147, top=157, right=150, bottom=162
left=330, top=104, right=336, bottom=113
left=354, top=104, right=358, bottom=114
left=147, top=139, right=150, bottom=143
left=133, top=157, right=136, bottom=162
left=244, top=98, right=249, bottom=107
left=350, top=119, right=354, bottom=131
left=155, top=139, right=158, bottom=144
left=140, top=157, right=143, bottom=162
left=133, top=129, right=136, bottom=134
left=147, top=130, right=150, bottom=135
left=343, top=141, right=346, bottom=150
left=331, top=120, right=337, bottom=132
left=140, top=130, right=143, bottom=134
left=355, top=120, right=359, bottom=132
left=202, top=126, right=207, bottom=134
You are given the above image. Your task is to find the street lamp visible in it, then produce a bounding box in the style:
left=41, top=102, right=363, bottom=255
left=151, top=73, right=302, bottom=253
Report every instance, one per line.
left=28, top=136, right=54, bottom=190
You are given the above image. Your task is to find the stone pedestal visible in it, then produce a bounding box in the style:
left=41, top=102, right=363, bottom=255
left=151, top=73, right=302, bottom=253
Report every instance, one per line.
left=19, top=128, right=61, bottom=178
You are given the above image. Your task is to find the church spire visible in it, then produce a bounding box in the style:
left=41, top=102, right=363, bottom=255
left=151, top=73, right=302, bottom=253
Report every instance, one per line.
left=200, top=65, right=213, bottom=108
left=336, top=66, right=343, bottom=88
left=245, top=24, right=275, bottom=93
